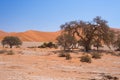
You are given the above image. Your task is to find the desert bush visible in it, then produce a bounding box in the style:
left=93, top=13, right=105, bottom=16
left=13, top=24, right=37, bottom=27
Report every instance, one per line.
left=7, top=50, right=14, bottom=55
left=0, top=49, right=7, bottom=54
left=91, top=74, right=119, bottom=80
left=58, top=52, right=66, bottom=57
left=38, top=42, right=57, bottom=48
left=115, top=48, right=120, bottom=51
left=80, top=55, right=91, bottom=63
left=65, top=53, right=71, bottom=60
left=102, top=74, right=119, bottom=80
left=91, top=52, right=102, bottom=59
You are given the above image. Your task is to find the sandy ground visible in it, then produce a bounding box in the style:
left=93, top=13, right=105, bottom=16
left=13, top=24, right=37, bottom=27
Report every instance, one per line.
left=0, top=48, right=120, bottom=80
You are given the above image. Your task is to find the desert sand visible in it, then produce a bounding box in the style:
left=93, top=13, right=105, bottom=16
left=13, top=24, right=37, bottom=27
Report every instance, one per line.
left=0, top=48, right=120, bottom=80
left=0, top=28, right=120, bottom=80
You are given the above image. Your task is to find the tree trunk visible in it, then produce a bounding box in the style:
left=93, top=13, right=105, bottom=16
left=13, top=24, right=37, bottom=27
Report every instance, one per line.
left=85, top=44, right=91, bottom=52
left=85, top=45, right=89, bottom=52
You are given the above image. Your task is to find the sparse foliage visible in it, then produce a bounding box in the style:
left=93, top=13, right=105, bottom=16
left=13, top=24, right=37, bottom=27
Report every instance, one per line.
left=102, top=74, right=119, bottom=80
left=58, top=52, right=71, bottom=60
left=65, top=53, right=71, bottom=60
left=60, top=16, right=115, bottom=52
left=58, top=52, right=66, bottom=57
left=56, top=33, right=77, bottom=51
left=91, top=52, right=102, bottom=59
left=80, top=55, right=92, bottom=63
left=38, top=42, right=57, bottom=48
left=1, top=36, right=22, bottom=48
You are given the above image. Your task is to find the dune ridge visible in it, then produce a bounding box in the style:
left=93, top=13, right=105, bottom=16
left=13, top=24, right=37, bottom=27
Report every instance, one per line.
left=0, top=28, right=119, bottom=42
left=0, top=30, right=61, bottom=42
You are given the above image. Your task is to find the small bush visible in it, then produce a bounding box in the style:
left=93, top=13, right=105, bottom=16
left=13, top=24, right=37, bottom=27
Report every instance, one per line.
left=103, top=74, right=119, bottom=80
left=7, top=50, right=14, bottom=55
left=80, top=55, right=91, bottom=63
left=58, top=52, right=66, bottom=57
left=115, top=48, right=120, bottom=51
left=0, top=49, right=7, bottom=54
left=38, top=42, right=57, bottom=48
left=91, top=52, right=101, bottom=59
left=65, top=53, right=71, bottom=60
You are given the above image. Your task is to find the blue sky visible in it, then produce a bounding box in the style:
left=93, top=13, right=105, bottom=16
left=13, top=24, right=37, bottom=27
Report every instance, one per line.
left=0, top=0, right=120, bottom=32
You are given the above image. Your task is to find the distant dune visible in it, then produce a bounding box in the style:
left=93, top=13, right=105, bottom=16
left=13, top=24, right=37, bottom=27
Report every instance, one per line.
left=0, top=30, right=61, bottom=42
left=0, top=28, right=119, bottom=42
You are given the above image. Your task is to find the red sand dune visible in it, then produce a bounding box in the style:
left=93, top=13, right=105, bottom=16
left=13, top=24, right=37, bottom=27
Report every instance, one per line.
left=0, top=30, right=61, bottom=42
left=0, top=28, right=119, bottom=42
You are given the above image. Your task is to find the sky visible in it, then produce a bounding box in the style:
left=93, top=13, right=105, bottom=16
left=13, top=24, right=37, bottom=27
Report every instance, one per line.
left=0, top=0, right=120, bottom=32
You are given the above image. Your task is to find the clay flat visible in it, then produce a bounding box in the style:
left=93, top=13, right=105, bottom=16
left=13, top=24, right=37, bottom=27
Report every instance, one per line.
left=0, top=48, right=120, bottom=80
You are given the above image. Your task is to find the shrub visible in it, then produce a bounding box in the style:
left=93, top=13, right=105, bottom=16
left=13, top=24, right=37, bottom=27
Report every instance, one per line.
left=38, top=42, right=57, bottom=48
left=91, top=74, right=119, bottom=80
left=91, top=52, right=102, bottom=59
left=65, top=53, right=71, bottom=60
left=58, top=52, right=66, bottom=57
left=80, top=55, right=91, bottom=63
left=7, top=50, right=14, bottom=55
left=0, top=49, right=7, bottom=54
left=102, top=74, right=119, bottom=80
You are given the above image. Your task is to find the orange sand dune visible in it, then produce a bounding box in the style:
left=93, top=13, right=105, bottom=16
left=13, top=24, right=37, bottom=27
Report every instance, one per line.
left=0, top=30, right=61, bottom=42
left=0, top=28, right=119, bottom=42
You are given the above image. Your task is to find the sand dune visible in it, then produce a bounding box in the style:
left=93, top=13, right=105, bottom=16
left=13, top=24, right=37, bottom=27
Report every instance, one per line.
left=0, top=30, right=61, bottom=42
left=0, top=28, right=119, bottom=42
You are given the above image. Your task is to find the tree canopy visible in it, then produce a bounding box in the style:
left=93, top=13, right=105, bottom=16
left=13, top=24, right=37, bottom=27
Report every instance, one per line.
left=56, top=33, right=77, bottom=51
left=1, top=36, right=22, bottom=48
left=58, top=16, right=114, bottom=52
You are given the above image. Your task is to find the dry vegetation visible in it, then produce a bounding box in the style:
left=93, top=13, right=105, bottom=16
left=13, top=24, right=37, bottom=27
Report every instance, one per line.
left=0, top=17, right=120, bottom=80
left=0, top=47, right=120, bottom=80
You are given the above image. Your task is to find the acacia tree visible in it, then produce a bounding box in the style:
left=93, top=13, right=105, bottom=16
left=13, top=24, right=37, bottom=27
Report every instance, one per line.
left=56, top=33, right=77, bottom=51
left=1, top=36, right=22, bottom=48
left=60, top=16, right=114, bottom=52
